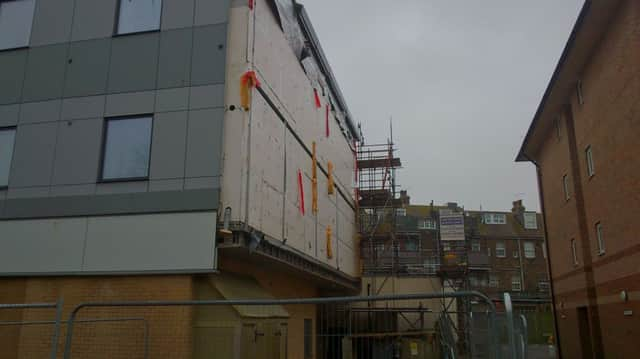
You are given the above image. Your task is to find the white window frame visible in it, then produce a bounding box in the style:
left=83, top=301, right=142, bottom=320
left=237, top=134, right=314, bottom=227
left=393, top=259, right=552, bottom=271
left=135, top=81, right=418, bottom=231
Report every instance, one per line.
left=418, top=219, right=436, bottom=230
left=100, top=115, right=153, bottom=182
left=395, top=208, right=407, bottom=217
left=523, top=212, right=538, bottom=229
left=524, top=241, right=536, bottom=259
left=487, top=247, right=491, bottom=257
left=116, top=0, right=163, bottom=35
left=511, top=276, right=522, bottom=292
left=489, top=275, right=499, bottom=288
left=513, top=249, right=519, bottom=259
left=538, top=280, right=550, bottom=292
left=562, top=174, right=570, bottom=201
left=596, top=222, right=605, bottom=255
left=571, top=239, right=578, bottom=266
left=495, top=241, right=506, bottom=258
left=471, top=241, right=480, bottom=252
left=0, top=127, right=17, bottom=188
left=586, top=146, right=595, bottom=177
left=484, top=213, right=506, bottom=225
left=0, top=0, right=36, bottom=50
left=443, top=242, right=451, bottom=252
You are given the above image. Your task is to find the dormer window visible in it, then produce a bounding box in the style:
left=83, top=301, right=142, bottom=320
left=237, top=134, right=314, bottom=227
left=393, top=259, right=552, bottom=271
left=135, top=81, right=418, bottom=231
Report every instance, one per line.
left=484, top=213, right=506, bottom=224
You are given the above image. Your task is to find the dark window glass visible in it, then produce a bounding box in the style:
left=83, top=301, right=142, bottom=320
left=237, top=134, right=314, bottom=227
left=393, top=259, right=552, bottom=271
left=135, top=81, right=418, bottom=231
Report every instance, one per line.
left=0, top=127, right=16, bottom=187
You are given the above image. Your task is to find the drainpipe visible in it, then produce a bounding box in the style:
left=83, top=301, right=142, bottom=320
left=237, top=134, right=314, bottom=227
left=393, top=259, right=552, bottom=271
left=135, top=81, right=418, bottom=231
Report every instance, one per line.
left=521, top=152, right=563, bottom=358
left=517, top=238, right=525, bottom=293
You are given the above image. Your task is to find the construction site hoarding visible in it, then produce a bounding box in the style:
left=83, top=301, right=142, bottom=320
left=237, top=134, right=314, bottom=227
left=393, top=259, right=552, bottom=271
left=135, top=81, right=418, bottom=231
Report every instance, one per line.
left=439, top=211, right=465, bottom=241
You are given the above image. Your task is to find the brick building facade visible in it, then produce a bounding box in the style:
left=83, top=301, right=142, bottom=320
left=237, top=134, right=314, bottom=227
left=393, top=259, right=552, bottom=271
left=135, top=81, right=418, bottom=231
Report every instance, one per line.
left=517, top=1, right=639, bottom=357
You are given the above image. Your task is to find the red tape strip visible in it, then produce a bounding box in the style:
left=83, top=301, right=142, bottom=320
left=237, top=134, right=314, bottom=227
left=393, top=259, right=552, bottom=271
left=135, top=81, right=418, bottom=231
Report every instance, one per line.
left=325, top=104, right=330, bottom=137
left=314, top=89, right=321, bottom=108
left=298, top=169, right=305, bottom=216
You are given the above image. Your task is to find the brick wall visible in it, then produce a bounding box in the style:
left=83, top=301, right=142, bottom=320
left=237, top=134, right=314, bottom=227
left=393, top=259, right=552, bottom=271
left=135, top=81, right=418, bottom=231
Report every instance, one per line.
left=534, top=1, right=640, bottom=357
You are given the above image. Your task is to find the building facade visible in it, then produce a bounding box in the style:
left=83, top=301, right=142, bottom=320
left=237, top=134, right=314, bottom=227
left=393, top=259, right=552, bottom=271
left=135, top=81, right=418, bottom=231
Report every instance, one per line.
left=517, top=1, right=639, bottom=357
left=0, top=0, right=359, bottom=357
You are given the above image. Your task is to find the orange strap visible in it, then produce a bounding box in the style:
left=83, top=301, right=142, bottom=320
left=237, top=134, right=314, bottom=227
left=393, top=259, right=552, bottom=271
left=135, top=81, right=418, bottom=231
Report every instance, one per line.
left=328, top=161, right=335, bottom=195
left=240, top=71, right=261, bottom=110
left=326, top=225, right=333, bottom=259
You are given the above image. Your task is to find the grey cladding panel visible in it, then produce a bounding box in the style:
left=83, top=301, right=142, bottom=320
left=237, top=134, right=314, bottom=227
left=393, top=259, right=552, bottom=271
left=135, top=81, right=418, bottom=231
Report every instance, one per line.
left=191, top=24, right=227, bottom=86
left=65, top=38, right=111, bottom=98
left=158, top=28, right=193, bottom=89
left=1, top=189, right=219, bottom=219
left=71, top=0, right=119, bottom=42
left=0, top=105, right=19, bottom=127
left=30, top=0, right=74, bottom=46
left=162, top=0, right=195, bottom=30
left=61, top=96, right=106, bottom=120
left=185, top=108, right=223, bottom=178
left=9, top=122, right=58, bottom=188
left=19, top=100, right=62, bottom=125
left=22, top=44, right=68, bottom=102
left=51, top=119, right=103, bottom=185
left=108, top=33, right=160, bottom=93
left=194, top=0, right=231, bottom=26
left=150, top=111, right=188, bottom=180
left=0, top=50, right=27, bottom=105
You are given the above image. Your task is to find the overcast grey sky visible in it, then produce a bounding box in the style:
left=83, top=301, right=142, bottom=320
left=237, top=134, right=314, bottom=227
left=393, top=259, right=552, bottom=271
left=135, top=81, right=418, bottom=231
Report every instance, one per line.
left=301, top=1, right=584, bottom=212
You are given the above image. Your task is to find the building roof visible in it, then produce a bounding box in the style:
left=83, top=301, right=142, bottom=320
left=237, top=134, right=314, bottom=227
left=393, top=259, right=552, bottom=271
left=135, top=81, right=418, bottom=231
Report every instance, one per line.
left=516, top=0, right=623, bottom=162
left=467, top=211, right=544, bottom=239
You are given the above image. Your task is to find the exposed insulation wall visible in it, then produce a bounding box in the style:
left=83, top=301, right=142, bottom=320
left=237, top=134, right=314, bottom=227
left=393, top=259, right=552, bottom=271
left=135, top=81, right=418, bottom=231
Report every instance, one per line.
left=221, top=0, right=358, bottom=277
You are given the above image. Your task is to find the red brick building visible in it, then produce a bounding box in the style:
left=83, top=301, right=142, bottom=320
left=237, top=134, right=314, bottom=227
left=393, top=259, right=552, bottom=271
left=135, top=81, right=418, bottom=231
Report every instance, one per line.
left=516, top=1, right=639, bottom=357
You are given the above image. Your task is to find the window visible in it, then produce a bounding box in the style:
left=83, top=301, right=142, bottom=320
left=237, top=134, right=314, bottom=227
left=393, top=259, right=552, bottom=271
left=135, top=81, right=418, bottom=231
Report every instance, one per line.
left=571, top=239, right=578, bottom=266
left=304, top=319, right=312, bottom=359
left=513, top=249, right=519, bottom=259
left=577, top=80, right=584, bottom=105
left=596, top=222, right=605, bottom=255
left=418, top=219, right=436, bottom=230
left=524, top=242, right=536, bottom=259
left=487, top=247, right=491, bottom=257
left=395, top=208, right=407, bottom=217
left=0, top=127, right=16, bottom=187
left=511, top=276, right=522, bottom=292
left=489, top=275, right=499, bottom=288
left=495, top=241, right=506, bottom=258
left=443, top=242, right=451, bottom=252
left=116, top=0, right=162, bottom=35
left=562, top=174, right=570, bottom=201
left=404, top=239, right=418, bottom=252
left=523, top=212, right=538, bottom=229
left=484, top=213, right=506, bottom=224
left=585, top=146, right=595, bottom=177
left=100, top=116, right=153, bottom=181
left=0, top=0, right=36, bottom=50
left=538, top=280, right=550, bottom=292
left=472, top=241, right=480, bottom=252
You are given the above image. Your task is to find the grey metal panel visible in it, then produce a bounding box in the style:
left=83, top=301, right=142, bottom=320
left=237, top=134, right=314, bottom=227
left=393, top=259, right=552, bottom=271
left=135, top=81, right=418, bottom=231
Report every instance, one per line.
left=83, top=212, right=216, bottom=272
left=22, top=44, right=68, bottom=102
left=158, top=28, right=193, bottom=89
left=1, top=189, right=220, bottom=219
left=161, top=0, right=195, bottom=30
left=191, top=24, right=227, bottom=86
left=189, top=84, right=224, bottom=110
left=0, top=218, right=86, bottom=273
left=50, top=184, right=97, bottom=197
left=185, top=177, right=220, bottom=190
left=61, top=96, right=106, bottom=120
left=194, top=0, right=230, bottom=26
left=0, top=50, right=27, bottom=105
left=155, top=87, right=189, bottom=112
left=108, top=33, right=160, bottom=93
left=9, top=122, right=58, bottom=188
left=0, top=105, right=20, bottom=127
left=185, top=108, right=223, bottom=177
left=64, top=38, right=111, bottom=98
left=7, top=186, right=50, bottom=199
left=30, top=0, right=74, bottom=46
left=149, top=179, right=184, bottom=192
left=71, top=0, right=119, bottom=42
left=96, top=181, right=148, bottom=195
left=105, top=91, right=156, bottom=117
left=19, top=100, right=62, bottom=124
left=149, top=111, right=188, bottom=180
left=51, top=118, right=103, bottom=185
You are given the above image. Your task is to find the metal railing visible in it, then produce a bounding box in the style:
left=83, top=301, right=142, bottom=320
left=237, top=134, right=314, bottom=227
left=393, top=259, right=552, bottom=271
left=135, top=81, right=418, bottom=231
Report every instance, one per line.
left=1, top=291, right=542, bottom=358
